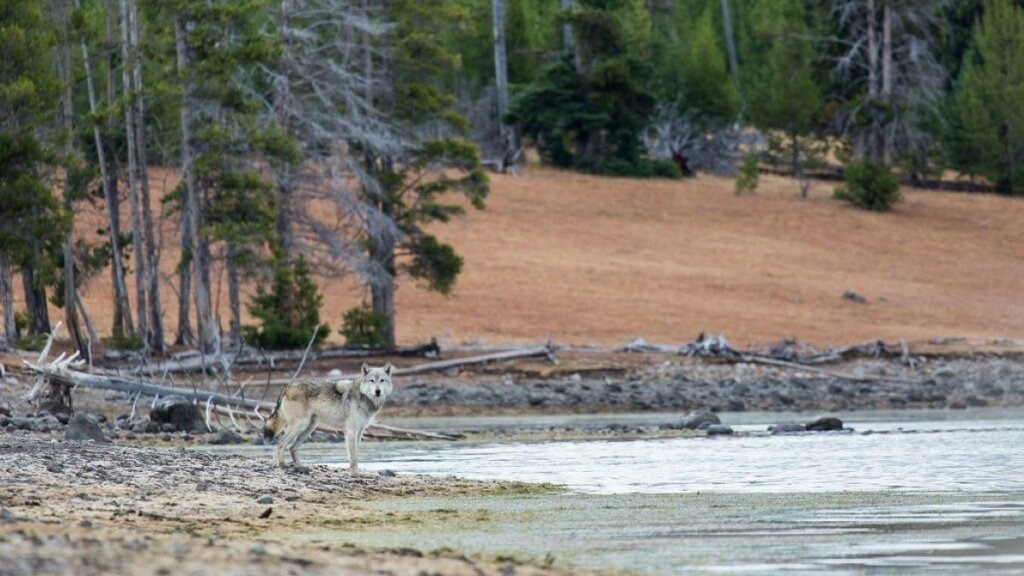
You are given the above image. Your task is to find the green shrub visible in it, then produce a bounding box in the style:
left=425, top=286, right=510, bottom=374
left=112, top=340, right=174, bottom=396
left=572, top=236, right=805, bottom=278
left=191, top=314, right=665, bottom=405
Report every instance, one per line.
left=340, top=305, right=389, bottom=348
left=14, top=333, right=48, bottom=352
left=834, top=159, right=901, bottom=211
left=735, top=153, right=759, bottom=195
left=108, top=331, right=144, bottom=351
left=243, top=257, right=330, bottom=349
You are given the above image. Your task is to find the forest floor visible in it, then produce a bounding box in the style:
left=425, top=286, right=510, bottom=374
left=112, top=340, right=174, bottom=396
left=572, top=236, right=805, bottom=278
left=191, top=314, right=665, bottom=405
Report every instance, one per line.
left=47, top=165, right=1024, bottom=350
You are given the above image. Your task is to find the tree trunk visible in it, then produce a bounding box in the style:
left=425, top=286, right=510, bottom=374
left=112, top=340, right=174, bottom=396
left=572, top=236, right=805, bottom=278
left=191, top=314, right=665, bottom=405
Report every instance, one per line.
left=274, top=0, right=296, bottom=258
left=175, top=209, right=195, bottom=346
left=493, top=0, right=513, bottom=165
left=175, top=17, right=216, bottom=354
left=21, top=266, right=51, bottom=335
left=881, top=0, right=893, bottom=165
left=561, top=0, right=575, bottom=57
left=866, top=0, right=878, bottom=160
left=103, top=0, right=132, bottom=339
left=370, top=225, right=396, bottom=349
left=128, top=0, right=164, bottom=353
left=83, top=0, right=133, bottom=341
left=57, top=17, right=87, bottom=357
left=793, top=131, right=808, bottom=199
left=719, top=0, right=741, bottom=100
left=226, top=244, right=241, bottom=350
left=120, top=0, right=148, bottom=348
left=0, top=253, right=17, bottom=346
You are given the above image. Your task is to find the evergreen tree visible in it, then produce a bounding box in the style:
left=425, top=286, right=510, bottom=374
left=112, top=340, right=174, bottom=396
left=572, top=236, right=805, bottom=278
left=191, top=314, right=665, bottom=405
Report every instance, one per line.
left=746, top=0, right=822, bottom=196
left=949, top=0, right=1024, bottom=194
left=0, top=0, right=65, bottom=340
left=678, top=6, right=739, bottom=120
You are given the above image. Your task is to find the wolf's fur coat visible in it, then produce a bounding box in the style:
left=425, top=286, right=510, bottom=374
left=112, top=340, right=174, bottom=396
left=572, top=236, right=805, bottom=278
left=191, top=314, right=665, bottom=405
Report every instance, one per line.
left=263, top=363, right=393, bottom=473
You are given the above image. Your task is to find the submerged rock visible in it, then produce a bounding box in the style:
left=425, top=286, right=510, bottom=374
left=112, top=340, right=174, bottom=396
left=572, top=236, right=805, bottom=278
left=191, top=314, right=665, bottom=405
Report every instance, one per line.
left=208, top=429, right=245, bottom=445
left=705, top=424, right=733, bottom=436
left=678, top=410, right=720, bottom=430
left=769, top=423, right=805, bottom=435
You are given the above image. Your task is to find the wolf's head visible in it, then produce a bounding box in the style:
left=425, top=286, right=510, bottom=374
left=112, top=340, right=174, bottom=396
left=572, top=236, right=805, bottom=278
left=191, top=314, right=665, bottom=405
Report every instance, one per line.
left=359, top=363, right=394, bottom=404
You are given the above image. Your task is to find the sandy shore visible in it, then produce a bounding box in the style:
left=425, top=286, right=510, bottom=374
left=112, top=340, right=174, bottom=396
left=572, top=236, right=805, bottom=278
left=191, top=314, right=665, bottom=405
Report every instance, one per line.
left=0, top=436, right=572, bottom=576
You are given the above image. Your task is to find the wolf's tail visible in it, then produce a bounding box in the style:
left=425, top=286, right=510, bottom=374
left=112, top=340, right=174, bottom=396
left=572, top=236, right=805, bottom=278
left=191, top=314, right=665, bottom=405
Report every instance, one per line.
left=262, top=395, right=283, bottom=444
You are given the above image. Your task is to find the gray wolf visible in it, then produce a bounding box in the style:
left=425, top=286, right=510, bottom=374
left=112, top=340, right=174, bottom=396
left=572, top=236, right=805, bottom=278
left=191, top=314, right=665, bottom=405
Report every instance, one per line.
left=263, top=363, right=393, bottom=474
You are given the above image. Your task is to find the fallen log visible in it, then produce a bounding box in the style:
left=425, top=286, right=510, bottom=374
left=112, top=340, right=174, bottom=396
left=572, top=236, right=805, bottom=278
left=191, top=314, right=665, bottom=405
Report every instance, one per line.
left=23, top=359, right=456, bottom=440
left=263, top=344, right=556, bottom=385
left=113, top=340, right=443, bottom=376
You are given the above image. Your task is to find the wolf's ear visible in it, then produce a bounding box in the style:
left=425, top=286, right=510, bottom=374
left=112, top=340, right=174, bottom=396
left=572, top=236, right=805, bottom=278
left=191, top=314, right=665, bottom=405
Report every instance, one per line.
left=384, top=363, right=394, bottom=376
left=361, top=363, right=370, bottom=376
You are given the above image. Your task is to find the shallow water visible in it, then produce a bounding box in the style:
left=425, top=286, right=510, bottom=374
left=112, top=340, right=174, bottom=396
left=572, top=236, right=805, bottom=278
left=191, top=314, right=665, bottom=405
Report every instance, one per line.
left=216, top=409, right=1024, bottom=574
left=344, top=413, right=1024, bottom=494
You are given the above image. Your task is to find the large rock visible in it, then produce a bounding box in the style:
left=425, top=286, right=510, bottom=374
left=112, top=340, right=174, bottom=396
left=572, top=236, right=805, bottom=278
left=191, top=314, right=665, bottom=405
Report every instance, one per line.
left=805, top=417, right=843, bottom=432
left=705, top=424, right=733, bottom=436
left=679, top=410, right=720, bottom=430
left=769, top=423, right=805, bottom=435
left=65, top=413, right=109, bottom=443
left=149, top=396, right=207, bottom=432
left=208, top=429, right=245, bottom=445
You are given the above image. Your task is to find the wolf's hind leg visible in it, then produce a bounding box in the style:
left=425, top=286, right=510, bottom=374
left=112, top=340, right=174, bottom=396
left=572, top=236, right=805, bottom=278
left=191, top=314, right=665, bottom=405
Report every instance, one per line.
left=290, top=416, right=317, bottom=467
left=274, top=424, right=290, bottom=467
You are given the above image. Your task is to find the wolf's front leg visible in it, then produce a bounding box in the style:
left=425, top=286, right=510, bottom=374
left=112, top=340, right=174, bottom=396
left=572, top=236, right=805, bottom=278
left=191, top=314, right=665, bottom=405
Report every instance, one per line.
left=345, top=423, right=371, bottom=477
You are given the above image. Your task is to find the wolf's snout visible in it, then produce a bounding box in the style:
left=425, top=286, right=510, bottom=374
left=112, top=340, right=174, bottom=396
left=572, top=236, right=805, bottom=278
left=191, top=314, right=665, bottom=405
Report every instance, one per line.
left=374, top=389, right=381, bottom=397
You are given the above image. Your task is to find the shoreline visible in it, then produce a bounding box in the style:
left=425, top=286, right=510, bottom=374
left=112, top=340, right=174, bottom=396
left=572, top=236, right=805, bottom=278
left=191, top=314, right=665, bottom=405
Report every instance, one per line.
left=0, top=436, right=571, bottom=576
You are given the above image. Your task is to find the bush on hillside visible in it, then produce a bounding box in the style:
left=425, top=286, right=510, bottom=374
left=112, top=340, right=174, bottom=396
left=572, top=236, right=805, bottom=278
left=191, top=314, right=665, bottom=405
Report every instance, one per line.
left=340, top=305, right=389, bottom=348
left=833, top=159, right=901, bottom=211
left=243, top=257, right=330, bottom=349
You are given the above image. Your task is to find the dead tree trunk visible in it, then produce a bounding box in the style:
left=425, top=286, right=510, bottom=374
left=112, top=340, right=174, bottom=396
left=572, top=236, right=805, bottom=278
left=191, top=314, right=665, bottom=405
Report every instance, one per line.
left=719, top=0, right=741, bottom=102
left=128, top=0, right=164, bottom=353
left=0, top=253, right=17, bottom=345
left=119, top=0, right=148, bottom=349
left=175, top=17, right=217, bottom=354
left=274, top=0, right=296, bottom=258
left=102, top=0, right=133, bottom=339
left=492, top=0, right=510, bottom=136
left=21, top=266, right=51, bottom=335
left=561, top=0, right=575, bottom=56
left=82, top=0, right=132, bottom=341
left=226, top=244, right=241, bottom=350
left=370, top=223, right=396, bottom=349
left=175, top=214, right=195, bottom=346
left=881, top=0, right=893, bottom=165
left=57, top=17, right=88, bottom=357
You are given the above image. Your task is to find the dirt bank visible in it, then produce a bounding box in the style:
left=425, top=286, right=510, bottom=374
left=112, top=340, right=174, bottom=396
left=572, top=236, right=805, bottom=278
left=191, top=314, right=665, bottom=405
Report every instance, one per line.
left=0, top=436, right=577, bottom=576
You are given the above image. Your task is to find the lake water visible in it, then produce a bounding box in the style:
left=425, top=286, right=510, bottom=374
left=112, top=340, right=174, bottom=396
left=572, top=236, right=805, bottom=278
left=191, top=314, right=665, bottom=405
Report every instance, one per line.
left=347, top=411, right=1024, bottom=494
left=218, top=409, right=1024, bottom=574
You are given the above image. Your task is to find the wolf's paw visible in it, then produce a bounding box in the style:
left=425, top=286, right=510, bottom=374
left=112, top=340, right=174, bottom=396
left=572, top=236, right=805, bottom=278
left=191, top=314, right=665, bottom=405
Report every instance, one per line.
left=348, top=469, right=372, bottom=478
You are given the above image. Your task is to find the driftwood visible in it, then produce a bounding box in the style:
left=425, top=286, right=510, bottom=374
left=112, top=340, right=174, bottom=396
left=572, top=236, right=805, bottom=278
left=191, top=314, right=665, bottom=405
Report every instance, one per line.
left=617, top=333, right=921, bottom=384
left=107, top=340, right=443, bottom=376
left=22, top=348, right=457, bottom=441
left=264, top=344, right=556, bottom=385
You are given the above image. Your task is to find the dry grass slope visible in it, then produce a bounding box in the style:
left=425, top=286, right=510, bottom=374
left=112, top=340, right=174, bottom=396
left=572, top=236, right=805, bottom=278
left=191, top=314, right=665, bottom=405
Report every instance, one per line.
left=45, top=167, right=1024, bottom=348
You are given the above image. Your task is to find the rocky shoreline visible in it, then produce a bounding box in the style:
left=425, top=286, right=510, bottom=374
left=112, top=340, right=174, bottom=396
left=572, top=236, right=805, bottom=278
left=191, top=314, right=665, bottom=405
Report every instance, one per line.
left=0, top=436, right=569, bottom=576
left=387, top=356, right=1024, bottom=416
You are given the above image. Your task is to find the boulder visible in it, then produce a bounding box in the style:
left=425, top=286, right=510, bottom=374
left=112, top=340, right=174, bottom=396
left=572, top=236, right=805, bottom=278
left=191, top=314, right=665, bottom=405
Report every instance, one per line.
left=65, top=413, right=109, bottom=443
left=679, top=410, right=720, bottom=430
left=769, top=423, right=805, bottom=435
left=705, top=424, right=733, bottom=436
left=805, top=417, right=843, bottom=432
left=208, top=429, right=245, bottom=445
left=149, top=396, right=207, bottom=432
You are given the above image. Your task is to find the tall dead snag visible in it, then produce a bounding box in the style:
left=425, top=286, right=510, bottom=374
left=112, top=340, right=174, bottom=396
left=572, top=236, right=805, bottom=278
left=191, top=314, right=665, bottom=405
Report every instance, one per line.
left=492, top=0, right=511, bottom=158
left=55, top=0, right=87, bottom=357
left=175, top=17, right=217, bottom=355
left=80, top=0, right=133, bottom=342
left=0, top=253, right=16, bottom=346
left=119, top=0, right=148, bottom=349
left=127, top=0, right=164, bottom=353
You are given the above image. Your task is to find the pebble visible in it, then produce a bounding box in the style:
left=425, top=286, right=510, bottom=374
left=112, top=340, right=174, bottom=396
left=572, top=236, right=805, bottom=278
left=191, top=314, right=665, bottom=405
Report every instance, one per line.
left=256, top=494, right=273, bottom=504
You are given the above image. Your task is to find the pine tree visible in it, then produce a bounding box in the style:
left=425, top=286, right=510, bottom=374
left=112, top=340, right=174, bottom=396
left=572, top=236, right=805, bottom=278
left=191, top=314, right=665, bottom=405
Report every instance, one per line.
left=746, top=0, right=822, bottom=196
left=678, top=6, right=739, bottom=121
left=0, top=0, right=64, bottom=342
left=949, top=0, right=1024, bottom=194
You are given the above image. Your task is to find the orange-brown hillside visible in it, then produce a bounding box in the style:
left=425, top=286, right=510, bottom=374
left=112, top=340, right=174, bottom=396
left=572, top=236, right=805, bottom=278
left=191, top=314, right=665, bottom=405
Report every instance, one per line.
left=27, top=166, right=1024, bottom=348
